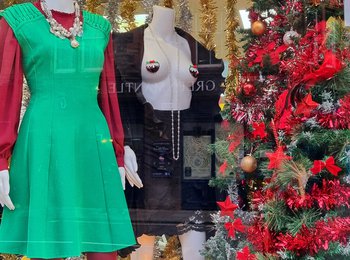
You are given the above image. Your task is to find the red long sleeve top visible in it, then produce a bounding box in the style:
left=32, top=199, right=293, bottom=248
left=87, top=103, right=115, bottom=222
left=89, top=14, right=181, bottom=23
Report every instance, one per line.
left=0, top=2, right=125, bottom=171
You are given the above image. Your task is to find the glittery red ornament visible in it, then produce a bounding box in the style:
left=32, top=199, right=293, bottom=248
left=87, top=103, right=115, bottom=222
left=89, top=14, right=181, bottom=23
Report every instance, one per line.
left=251, top=20, right=266, bottom=36
left=243, top=83, right=256, bottom=96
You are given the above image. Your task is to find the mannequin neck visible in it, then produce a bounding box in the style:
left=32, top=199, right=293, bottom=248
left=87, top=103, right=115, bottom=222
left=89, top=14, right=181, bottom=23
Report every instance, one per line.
left=42, top=0, right=75, bottom=13
left=149, top=5, right=176, bottom=41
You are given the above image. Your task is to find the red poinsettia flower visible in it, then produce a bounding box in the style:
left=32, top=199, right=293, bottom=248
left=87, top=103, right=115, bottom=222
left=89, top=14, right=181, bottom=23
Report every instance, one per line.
left=253, top=42, right=287, bottom=66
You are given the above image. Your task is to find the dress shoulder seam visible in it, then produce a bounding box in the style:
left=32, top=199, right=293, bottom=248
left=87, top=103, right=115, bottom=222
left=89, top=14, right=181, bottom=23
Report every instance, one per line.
left=83, top=11, right=111, bottom=37
left=1, top=3, right=41, bottom=32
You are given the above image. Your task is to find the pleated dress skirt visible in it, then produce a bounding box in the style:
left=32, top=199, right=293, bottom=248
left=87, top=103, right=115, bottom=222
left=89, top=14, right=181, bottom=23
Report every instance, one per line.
left=0, top=92, right=135, bottom=258
left=0, top=90, right=135, bottom=258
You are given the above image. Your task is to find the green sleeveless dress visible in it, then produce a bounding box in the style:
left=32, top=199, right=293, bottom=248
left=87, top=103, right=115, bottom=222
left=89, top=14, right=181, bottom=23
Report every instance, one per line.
left=0, top=3, right=135, bottom=258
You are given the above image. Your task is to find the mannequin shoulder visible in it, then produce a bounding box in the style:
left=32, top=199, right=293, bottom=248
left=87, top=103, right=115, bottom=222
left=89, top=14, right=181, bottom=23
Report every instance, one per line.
left=83, top=11, right=111, bottom=34
left=177, top=35, right=190, bottom=46
left=176, top=35, right=192, bottom=56
left=0, top=3, right=39, bottom=22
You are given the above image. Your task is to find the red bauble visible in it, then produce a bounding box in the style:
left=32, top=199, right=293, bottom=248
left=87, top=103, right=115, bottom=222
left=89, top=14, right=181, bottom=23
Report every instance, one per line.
left=251, top=20, right=266, bottom=36
left=243, top=83, right=256, bottom=96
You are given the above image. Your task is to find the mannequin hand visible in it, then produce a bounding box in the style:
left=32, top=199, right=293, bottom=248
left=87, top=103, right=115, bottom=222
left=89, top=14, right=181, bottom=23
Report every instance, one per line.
left=124, top=146, right=143, bottom=189
left=118, top=167, right=126, bottom=190
left=0, top=170, right=15, bottom=210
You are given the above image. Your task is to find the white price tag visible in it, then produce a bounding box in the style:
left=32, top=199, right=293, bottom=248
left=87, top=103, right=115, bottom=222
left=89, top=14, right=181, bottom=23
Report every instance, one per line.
left=345, top=0, right=350, bottom=27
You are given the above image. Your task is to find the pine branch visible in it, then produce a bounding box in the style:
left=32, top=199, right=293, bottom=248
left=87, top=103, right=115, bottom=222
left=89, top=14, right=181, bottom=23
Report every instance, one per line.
left=286, top=209, right=322, bottom=236
left=263, top=200, right=292, bottom=232
left=256, top=253, right=279, bottom=260
left=209, top=176, right=235, bottom=192
left=209, top=140, right=237, bottom=168
left=293, top=129, right=350, bottom=161
left=312, top=65, right=350, bottom=103
left=274, top=159, right=312, bottom=194
left=313, top=242, right=350, bottom=259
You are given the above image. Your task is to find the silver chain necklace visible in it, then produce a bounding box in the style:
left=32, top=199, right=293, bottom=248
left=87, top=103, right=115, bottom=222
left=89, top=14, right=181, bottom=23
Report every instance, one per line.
left=40, top=0, right=83, bottom=48
left=148, top=25, right=181, bottom=161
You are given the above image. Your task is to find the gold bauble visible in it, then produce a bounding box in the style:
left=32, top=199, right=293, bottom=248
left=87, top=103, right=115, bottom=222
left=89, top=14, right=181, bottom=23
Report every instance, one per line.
left=251, top=20, right=266, bottom=36
left=240, top=155, right=257, bottom=173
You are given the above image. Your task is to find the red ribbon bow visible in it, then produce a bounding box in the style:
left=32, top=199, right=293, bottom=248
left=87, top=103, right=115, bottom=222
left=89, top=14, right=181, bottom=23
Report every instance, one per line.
left=310, top=156, right=342, bottom=176
left=251, top=122, right=267, bottom=139
left=224, top=218, right=245, bottom=239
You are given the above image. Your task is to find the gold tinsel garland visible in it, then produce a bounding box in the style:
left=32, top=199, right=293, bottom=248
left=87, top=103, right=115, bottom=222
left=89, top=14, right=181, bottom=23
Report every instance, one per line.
left=105, top=0, right=120, bottom=31
left=4, top=0, right=17, bottom=8
left=119, top=0, right=138, bottom=31
left=3, top=0, right=29, bottom=8
left=4, top=0, right=16, bottom=8
left=223, top=0, right=240, bottom=98
left=163, top=0, right=174, bottom=8
left=85, top=0, right=103, bottom=14
left=162, top=236, right=182, bottom=260
left=0, top=254, right=20, bottom=260
left=198, top=0, right=218, bottom=51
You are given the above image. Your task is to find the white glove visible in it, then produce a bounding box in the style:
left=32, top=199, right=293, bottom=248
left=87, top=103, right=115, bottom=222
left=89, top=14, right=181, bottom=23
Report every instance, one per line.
left=124, top=146, right=143, bottom=189
left=0, top=170, right=15, bottom=210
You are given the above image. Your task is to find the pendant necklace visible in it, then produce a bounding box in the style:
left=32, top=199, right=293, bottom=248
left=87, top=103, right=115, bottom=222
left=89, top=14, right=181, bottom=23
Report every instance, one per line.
left=148, top=25, right=181, bottom=161
left=40, top=0, right=83, bottom=48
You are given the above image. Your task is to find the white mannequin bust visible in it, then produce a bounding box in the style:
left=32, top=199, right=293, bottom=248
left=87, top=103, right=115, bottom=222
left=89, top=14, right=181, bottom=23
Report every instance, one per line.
left=44, top=0, right=75, bottom=13
left=134, top=9, right=205, bottom=260
left=141, top=5, right=197, bottom=111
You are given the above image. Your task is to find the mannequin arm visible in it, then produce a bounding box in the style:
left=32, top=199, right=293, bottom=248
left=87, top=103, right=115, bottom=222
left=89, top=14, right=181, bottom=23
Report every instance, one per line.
left=0, top=19, right=24, bottom=172
left=98, top=37, right=125, bottom=167
left=0, top=170, right=15, bottom=210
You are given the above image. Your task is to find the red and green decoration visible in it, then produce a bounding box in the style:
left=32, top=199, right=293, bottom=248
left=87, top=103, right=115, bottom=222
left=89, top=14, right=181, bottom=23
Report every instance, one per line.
left=146, top=60, right=160, bottom=73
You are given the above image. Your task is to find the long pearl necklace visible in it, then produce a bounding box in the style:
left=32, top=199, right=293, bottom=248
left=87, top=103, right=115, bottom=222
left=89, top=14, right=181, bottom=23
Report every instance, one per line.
left=40, top=0, right=83, bottom=48
left=148, top=25, right=181, bottom=161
